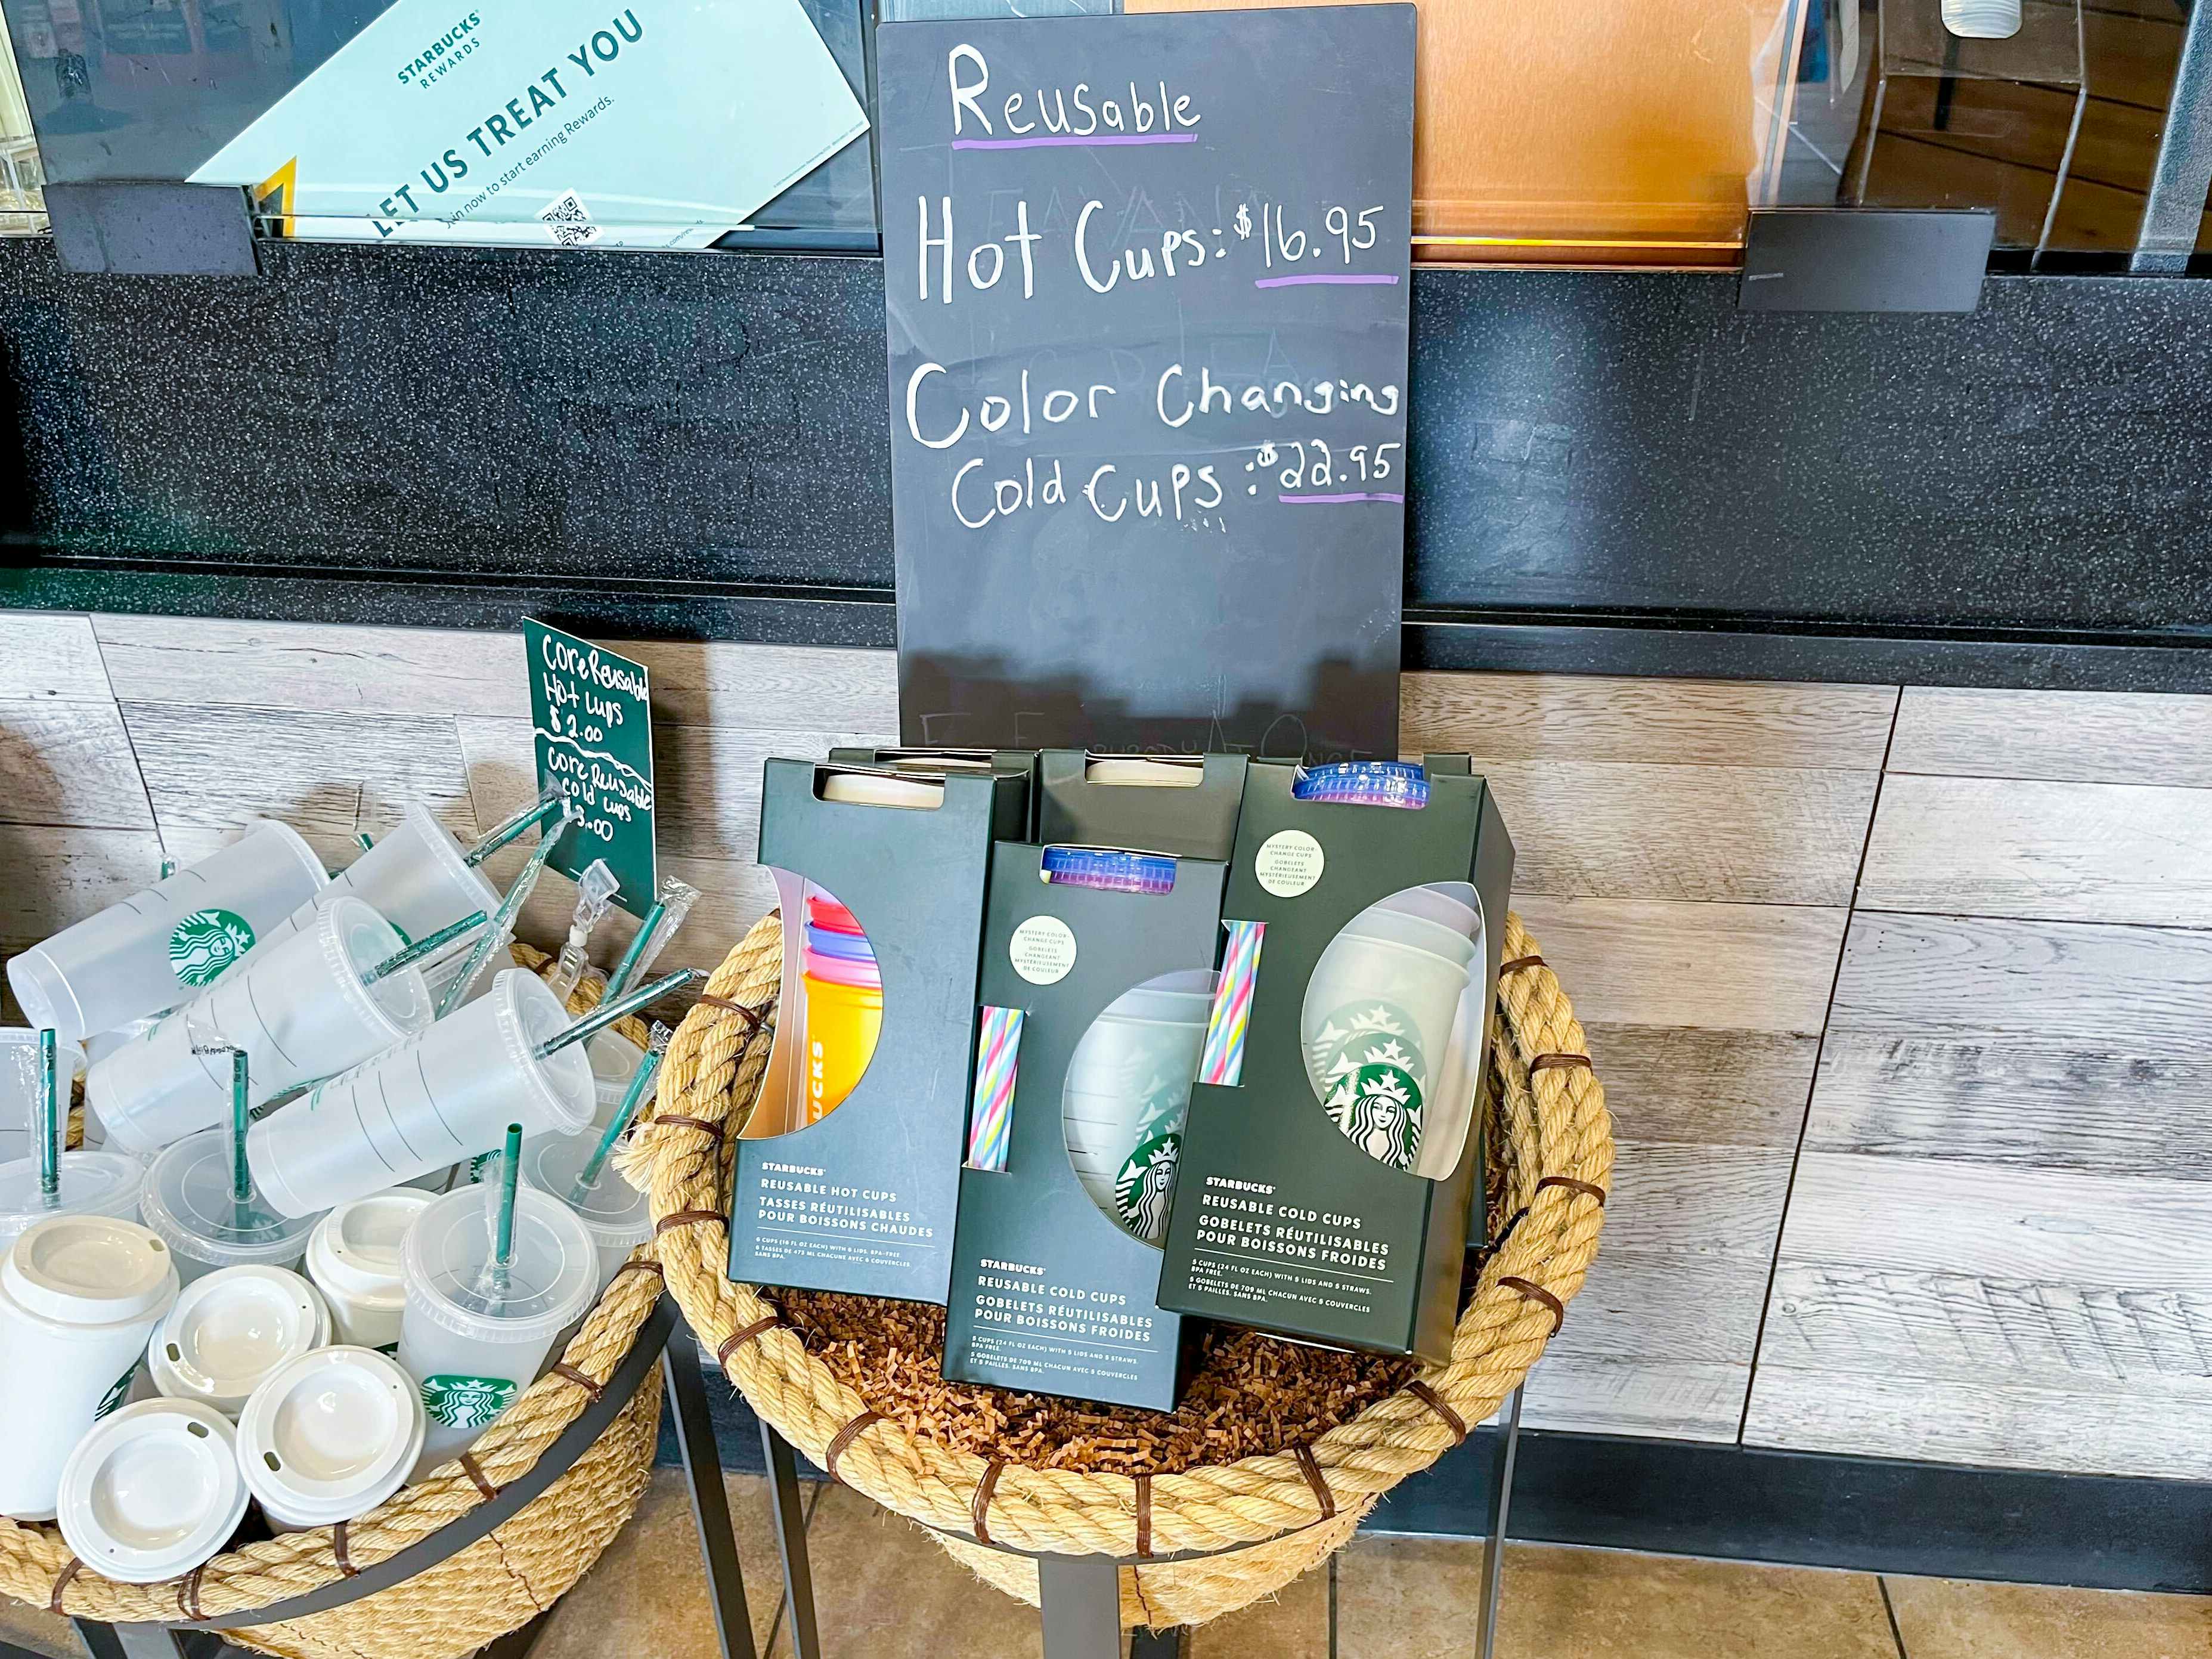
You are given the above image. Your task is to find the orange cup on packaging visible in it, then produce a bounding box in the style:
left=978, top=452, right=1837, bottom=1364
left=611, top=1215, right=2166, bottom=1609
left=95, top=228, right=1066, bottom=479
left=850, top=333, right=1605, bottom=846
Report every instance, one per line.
left=800, top=959, right=882, bottom=1122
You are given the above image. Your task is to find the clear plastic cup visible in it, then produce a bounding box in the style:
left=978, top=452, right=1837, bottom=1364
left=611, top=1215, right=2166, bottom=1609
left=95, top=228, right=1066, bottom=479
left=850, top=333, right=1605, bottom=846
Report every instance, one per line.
left=585, top=1031, right=646, bottom=1125
left=397, top=1186, right=598, bottom=1475
left=246, top=802, right=500, bottom=974
left=91, top=896, right=432, bottom=1157
left=0, top=1214, right=179, bottom=1520
left=249, top=970, right=597, bottom=1220
left=306, top=1188, right=435, bottom=1351
left=1064, top=1013, right=1208, bottom=1104
left=519, top=1135, right=652, bottom=1293
left=1300, top=933, right=1470, bottom=1158
left=7, top=821, right=327, bottom=1045
left=237, top=1345, right=425, bottom=1530
left=146, top=1265, right=331, bottom=1417
left=0, top=1032, right=85, bottom=1167
left=0, top=1151, right=151, bottom=1249
left=140, top=1129, right=326, bottom=1284
left=83, top=1015, right=162, bottom=1072
left=1344, top=906, right=1477, bottom=972
left=1380, top=884, right=1481, bottom=939
left=55, top=1398, right=247, bottom=1581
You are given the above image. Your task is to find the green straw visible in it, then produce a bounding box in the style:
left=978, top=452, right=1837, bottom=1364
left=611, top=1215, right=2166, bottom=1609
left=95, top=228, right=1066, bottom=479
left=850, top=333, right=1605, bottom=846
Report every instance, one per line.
left=159, top=858, right=176, bottom=881
left=533, top=968, right=703, bottom=1061
left=37, top=1029, right=58, bottom=1203
left=490, top=1122, right=523, bottom=1301
left=436, top=805, right=578, bottom=1019
left=364, top=911, right=487, bottom=984
left=601, top=902, right=664, bottom=1002
left=356, top=831, right=376, bottom=851
left=463, top=793, right=568, bottom=868
left=228, top=1049, right=252, bottom=1208
left=570, top=1045, right=664, bottom=1200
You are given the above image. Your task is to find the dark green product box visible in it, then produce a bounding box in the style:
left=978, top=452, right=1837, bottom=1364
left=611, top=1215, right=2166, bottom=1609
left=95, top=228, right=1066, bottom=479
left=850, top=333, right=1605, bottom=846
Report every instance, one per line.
left=943, top=843, right=1228, bottom=1410
left=1036, top=751, right=1248, bottom=861
left=1156, top=758, right=1514, bottom=1362
left=827, top=748, right=1041, bottom=838
left=731, top=759, right=1030, bottom=1304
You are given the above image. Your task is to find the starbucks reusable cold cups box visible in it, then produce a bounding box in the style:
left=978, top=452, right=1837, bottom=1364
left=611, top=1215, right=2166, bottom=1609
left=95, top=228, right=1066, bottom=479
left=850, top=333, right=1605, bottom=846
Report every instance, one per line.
left=730, top=759, right=1029, bottom=1302
left=1157, top=758, right=1513, bottom=1363
left=1036, top=752, right=1247, bottom=861
left=943, top=842, right=1226, bottom=1411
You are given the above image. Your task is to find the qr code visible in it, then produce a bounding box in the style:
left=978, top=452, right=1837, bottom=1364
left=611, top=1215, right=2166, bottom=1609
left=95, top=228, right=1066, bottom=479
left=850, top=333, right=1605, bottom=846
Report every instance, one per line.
left=539, top=190, right=602, bottom=247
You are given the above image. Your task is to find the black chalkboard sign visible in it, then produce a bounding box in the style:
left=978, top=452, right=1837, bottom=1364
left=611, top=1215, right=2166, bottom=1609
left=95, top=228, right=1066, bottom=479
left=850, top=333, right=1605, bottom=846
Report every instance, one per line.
left=879, top=7, right=1415, bottom=760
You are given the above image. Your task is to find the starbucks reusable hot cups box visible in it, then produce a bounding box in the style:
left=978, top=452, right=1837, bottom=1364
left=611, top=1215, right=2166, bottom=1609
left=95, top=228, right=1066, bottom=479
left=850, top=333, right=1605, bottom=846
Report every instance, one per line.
left=731, top=759, right=1030, bottom=1303
left=1036, top=751, right=1248, bottom=861
left=943, top=842, right=1226, bottom=1411
left=1157, top=758, right=1513, bottom=1363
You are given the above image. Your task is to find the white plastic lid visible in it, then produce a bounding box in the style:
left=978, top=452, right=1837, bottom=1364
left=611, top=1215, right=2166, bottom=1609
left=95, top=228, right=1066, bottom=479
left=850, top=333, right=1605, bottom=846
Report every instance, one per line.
left=307, top=1188, right=434, bottom=1308
left=519, top=1136, right=652, bottom=1251
left=319, top=895, right=433, bottom=1045
left=819, top=772, right=944, bottom=809
left=2, top=1212, right=177, bottom=1327
left=236, top=1345, right=424, bottom=1527
left=142, top=1131, right=324, bottom=1271
left=0, top=1153, right=154, bottom=1248
left=56, top=1398, right=249, bottom=1583
left=401, top=1184, right=598, bottom=1345
left=248, top=817, right=334, bottom=895
left=148, top=1265, right=331, bottom=1417
left=494, top=971, right=597, bottom=1136
left=5, top=949, right=80, bottom=1045
left=399, top=800, right=502, bottom=920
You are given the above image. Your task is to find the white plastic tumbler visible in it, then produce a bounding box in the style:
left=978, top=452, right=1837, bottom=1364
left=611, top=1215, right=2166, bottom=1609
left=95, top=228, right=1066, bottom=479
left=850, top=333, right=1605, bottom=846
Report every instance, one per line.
left=0, top=1150, right=151, bottom=1249
left=237, top=1345, right=425, bottom=1530
left=518, top=1135, right=652, bottom=1292
left=139, top=1129, right=326, bottom=1283
left=55, top=1398, right=247, bottom=1580
left=0, top=1213, right=180, bottom=1520
left=246, top=802, right=500, bottom=973
left=1300, top=933, right=1469, bottom=1101
left=249, top=970, right=597, bottom=1220
left=1344, top=906, right=1477, bottom=973
left=91, top=896, right=432, bottom=1157
left=397, top=1185, right=597, bottom=1475
left=145, top=1264, right=331, bottom=1417
left=7, top=821, right=327, bottom=1045
left=1377, top=884, right=1480, bottom=940
left=306, top=1188, right=435, bottom=1351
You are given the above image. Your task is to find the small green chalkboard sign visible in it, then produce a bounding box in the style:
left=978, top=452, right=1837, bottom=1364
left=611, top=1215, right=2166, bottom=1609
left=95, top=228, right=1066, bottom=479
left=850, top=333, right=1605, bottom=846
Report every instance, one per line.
left=523, top=619, right=657, bottom=915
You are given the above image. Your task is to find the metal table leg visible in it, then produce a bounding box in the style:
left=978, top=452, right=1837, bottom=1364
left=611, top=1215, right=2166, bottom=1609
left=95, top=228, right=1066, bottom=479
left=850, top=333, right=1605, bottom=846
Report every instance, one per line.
left=760, top=1421, right=821, bottom=1659
left=1038, top=1554, right=1123, bottom=1659
left=1127, top=1624, right=1185, bottom=1657
left=1473, top=1385, right=1523, bottom=1659
left=664, top=1336, right=761, bottom=1659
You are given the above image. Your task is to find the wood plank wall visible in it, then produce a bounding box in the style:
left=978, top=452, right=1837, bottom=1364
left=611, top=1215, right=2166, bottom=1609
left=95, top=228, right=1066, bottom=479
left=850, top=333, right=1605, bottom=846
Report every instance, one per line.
left=4, top=611, right=2208, bottom=1479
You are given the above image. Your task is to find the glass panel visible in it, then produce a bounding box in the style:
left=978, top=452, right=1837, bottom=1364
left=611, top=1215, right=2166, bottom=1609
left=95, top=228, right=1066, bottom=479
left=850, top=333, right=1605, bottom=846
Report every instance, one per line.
left=1127, top=0, right=1812, bottom=266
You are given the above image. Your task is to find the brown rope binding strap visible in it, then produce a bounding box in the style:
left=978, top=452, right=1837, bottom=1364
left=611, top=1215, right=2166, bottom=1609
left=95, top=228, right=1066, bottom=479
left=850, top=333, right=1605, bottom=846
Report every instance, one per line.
left=718, top=1314, right=783, bottom=1368
left=1405, top=1379, right=1467, bottom=1446
left=823, top=1410, right=884, bottom=1484
left=972, top=1459, right=1006, bottom=1545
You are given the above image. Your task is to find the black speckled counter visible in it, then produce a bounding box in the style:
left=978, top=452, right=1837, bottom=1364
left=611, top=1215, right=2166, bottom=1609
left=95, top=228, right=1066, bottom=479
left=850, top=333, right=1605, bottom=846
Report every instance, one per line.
left=2, top=236, right=2209, bottom=688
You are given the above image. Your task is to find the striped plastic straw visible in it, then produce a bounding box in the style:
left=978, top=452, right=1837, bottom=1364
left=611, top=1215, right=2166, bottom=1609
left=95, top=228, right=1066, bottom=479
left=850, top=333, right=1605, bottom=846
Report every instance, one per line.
left=966, top=1005, right=1026, bottom=1171
left=1198, top=920, right=1266, bottom=1086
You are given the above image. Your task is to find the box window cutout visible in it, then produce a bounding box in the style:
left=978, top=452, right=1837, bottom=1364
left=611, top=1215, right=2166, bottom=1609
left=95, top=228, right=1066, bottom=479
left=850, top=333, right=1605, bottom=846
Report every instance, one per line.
left=1062, top=968, right=1216, bottom=1244
left=1301, top=883, right=1486, bottom=1180
left=755, top=878, right=884, bottom=1133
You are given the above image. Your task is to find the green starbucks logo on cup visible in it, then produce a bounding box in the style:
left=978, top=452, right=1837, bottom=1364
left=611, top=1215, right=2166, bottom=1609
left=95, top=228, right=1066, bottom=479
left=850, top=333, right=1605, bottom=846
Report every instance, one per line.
left=1114, top=1130, right=1181, bottom=1245
left=1325, top=1061, right=1424, bottom=1172
left=422, top=1374, right=519, bottom=1429
left=169, top=908, right=256, bottom=988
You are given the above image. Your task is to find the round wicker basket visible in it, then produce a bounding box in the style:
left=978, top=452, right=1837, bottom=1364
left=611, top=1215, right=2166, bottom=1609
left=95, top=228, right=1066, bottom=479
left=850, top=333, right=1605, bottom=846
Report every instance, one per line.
left=625, top=911, right=1611, bottom=1629
left=0, top=945, right=671, bottom=1659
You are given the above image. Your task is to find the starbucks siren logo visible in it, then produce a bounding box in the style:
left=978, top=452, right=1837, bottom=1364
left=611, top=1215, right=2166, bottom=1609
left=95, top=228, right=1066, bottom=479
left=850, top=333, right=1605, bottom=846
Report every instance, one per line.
left=421, top=1374, right=519, bottom=1429
left=94, top=1363, right=138, bottom=1422
left=1114, top=1130, right=1181, bottom=1245
left=1325, top=1061, right=1424, bottom=1172
left=169, top=908, right=256, bottom=988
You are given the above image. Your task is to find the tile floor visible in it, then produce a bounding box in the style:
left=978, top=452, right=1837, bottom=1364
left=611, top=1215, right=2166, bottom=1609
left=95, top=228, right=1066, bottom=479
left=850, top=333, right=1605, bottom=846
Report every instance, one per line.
left=3, top=1474, right=2207, bottom=1658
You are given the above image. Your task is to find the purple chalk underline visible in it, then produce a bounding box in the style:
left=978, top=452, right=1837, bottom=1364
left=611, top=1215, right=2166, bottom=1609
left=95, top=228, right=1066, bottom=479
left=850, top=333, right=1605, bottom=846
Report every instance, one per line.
left=1280, top=492, right=1405, bottom=505
left=950, top=134, right=1197, bottom=149
left=1253, top=274, right=1402, bottom=288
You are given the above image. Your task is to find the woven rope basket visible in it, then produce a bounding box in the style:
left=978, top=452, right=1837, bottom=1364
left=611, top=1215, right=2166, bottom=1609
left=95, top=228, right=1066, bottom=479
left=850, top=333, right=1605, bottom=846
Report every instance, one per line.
left=0, top=945, right=668, bottom=1659
left=625, top=910, right=1612, bottom=1629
